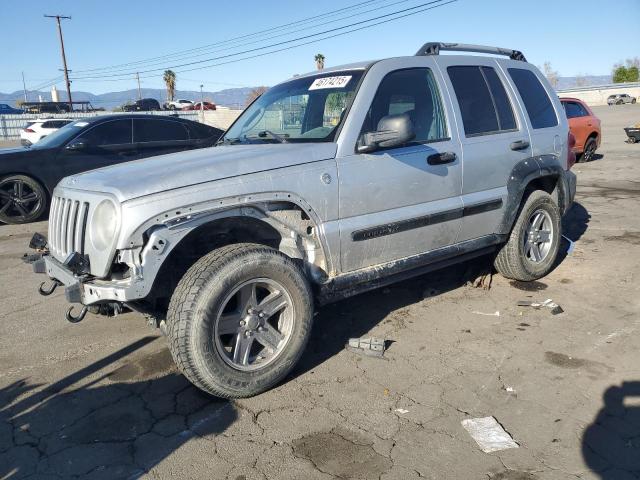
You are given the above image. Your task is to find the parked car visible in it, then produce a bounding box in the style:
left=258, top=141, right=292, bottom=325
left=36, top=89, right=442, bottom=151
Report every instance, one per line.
left=0, top=103, right=24, bottom=114
left=183, top=101, right=217, bottom=111
left=607, top=93, right=636, bottom=105
left=20, top=118, right=73, bottom=146
left=560, top=97, right=601, bottom=162
left=0, top=114, right=222, bottom=224
left=165, top=99, right=194, bottom=110
left=29, top=42, right=575, bottom=399
left=122, top=98, right=161, bottom=112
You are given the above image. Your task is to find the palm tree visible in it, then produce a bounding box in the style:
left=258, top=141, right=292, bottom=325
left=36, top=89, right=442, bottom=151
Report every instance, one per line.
left=315, top=53, right=325, bottom=71
left=163, top=70, right=176, bottom=102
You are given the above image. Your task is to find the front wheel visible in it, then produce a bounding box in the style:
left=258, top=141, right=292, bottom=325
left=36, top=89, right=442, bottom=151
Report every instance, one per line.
left=494, top=190, right=561, bottom=282
left=0, top=175, right=48, bottom=224
left=632, top=99, right=637, bottom=104
left=167, top=243, right=313, bottom=398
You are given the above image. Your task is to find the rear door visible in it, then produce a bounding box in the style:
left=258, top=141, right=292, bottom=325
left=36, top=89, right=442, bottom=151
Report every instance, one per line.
left=436, top=57, right=533, bottom=242
left=134, top=118, right=192, bottom=158
left=562, top=100, right=591, bottom=151
left=503, top=64, right=566, bottom=166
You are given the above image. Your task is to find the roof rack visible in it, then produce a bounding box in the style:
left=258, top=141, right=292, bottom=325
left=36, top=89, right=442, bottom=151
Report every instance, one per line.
left=415, top=42, right=527, bottom=62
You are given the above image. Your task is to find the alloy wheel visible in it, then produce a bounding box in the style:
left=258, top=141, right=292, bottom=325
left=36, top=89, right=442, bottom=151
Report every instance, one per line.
left=523, top=209, right=554, bottom=263
left=214, top=278, right=294, bottom=371
left=0, top=178, right=44, bottom=222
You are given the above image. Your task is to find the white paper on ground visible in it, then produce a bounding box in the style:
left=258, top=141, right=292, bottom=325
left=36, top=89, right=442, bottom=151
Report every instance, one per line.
left=461, top=416, right=519, bottom=453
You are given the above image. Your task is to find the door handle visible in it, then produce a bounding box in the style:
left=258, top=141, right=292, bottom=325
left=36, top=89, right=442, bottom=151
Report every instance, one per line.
left=510, top=140, right=530, bottom=151
left=427, top=151, right=457, bottom=165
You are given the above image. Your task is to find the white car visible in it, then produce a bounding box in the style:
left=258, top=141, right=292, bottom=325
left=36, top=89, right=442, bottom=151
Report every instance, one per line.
left=164, top=99, right=194, bottom=110
left=20, top=118, right=73, bottom=146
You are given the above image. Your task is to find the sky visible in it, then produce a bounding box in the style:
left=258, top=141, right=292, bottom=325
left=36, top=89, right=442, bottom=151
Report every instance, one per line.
left=1, top=0, right=639, bottom=95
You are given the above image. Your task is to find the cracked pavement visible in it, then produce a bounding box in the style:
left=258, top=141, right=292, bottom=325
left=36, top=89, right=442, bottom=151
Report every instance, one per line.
left=1, top=105, right=639, bottom=479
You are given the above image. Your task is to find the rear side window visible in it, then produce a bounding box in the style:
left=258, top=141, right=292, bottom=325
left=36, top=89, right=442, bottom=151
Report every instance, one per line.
left=188, top=121, right=220, bottom=139
left=447, top=66, right=516, bottom=136
left=508, top=68, right=558, bottom=129
left=562, top=101, right=588, bottom=119
left=134, top=119, right=189, bottom=142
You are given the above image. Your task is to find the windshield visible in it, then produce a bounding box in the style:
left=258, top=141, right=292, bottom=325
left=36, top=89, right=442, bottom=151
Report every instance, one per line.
left=31, top=119, right=90, bottom=149
left=223, top=70, right=364, bottom=144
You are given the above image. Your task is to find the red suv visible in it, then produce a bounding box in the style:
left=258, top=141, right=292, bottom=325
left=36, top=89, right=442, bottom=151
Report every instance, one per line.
left=560, top=97, right=601, bottom=162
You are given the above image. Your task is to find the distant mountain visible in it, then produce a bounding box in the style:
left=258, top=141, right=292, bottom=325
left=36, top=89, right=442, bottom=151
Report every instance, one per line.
left=0, top=87, right=258, bottom=110
left=556, top=75, right=612, bottom=90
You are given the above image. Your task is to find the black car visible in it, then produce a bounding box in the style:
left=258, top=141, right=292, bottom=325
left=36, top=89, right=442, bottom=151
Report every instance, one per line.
left=122, top=98, right=161, bottom=112
left=0, top=114, right=223, bottom=224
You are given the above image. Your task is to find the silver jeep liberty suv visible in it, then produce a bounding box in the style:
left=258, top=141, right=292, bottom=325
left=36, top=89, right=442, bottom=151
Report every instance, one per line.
left=31, top=43, right=576, bottom=398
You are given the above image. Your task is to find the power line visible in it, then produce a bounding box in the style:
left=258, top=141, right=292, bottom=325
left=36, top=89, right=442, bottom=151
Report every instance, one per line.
left=70, top=0, right=386, bottom=74
left=71, top=0, right=410, bottom=76
left=71, top=0, right=454, bottom=81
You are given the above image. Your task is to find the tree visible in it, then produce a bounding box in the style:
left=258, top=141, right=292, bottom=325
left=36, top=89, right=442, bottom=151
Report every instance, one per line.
left=315, top=53, right=325, bottom=70
left=245, top=86, right=268, bottom=106
left=542, top=62, right=559, bottom=88
left=613, top=63, right=639, bottom=83
left=163, top=70, right=176, bottom=102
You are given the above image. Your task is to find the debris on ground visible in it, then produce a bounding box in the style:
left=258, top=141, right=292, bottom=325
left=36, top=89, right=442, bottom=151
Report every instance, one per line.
left=562, top=235, right=576, bottom=255
left=463, top=261, right=493, bottom=290
left=471, top=310, right=500, bottom=317
left=346, top=337, right=387, bottom=358
left=461, top=416, right=519, bottom=453
left=517, top=299, right=564, bottom=315
left=394, top=408, right=409, bottom=414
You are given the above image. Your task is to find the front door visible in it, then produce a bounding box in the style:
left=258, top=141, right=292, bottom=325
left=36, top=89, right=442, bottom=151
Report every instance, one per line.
left=58, top=118, right=137, bottom=181
left=337, top=67, right=463, bottom=273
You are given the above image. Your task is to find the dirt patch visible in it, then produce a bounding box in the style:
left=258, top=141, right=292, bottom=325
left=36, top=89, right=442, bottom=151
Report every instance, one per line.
left=293, top=432, right=392, bottom=479
left=603, top=231, right=640, bottom=246
left=544, top=352, right=612, bottom=378
left=559, top=278, right=573, bottom=284
left=510, top=280, right=547, bottom=292
left=108, top=348, right=176, bottom=382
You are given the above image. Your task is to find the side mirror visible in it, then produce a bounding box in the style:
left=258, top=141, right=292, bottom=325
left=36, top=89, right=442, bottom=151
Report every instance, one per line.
left=357, top=113, right=415, bottom=153
left=66, top=139, right=89, bottom=151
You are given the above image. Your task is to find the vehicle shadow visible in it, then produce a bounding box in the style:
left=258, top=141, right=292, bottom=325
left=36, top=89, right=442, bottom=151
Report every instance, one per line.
left=294, top=254, right=489, bottom=380
left=556, top=201, right=591, bottom=267
left=0, top=337, right=236, bottom=479
left=582, top=381, right=640, bottom=479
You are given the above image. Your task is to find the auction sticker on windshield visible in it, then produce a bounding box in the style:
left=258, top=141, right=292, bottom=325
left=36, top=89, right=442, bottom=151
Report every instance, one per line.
left=309, top=76, right=352, bottom=90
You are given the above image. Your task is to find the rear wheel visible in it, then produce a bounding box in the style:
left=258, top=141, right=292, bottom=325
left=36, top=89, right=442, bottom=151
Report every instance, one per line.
left=632, top=98, right=637, bottom=104
left=167, top=243, right=313, bottom=398
left=629, top=136, right=637, bottom=144
left=494, top=190, right=561, bottom=282
left=0, top=175, right=47, bottom=225
left=579, top=137, right=597, bottom=162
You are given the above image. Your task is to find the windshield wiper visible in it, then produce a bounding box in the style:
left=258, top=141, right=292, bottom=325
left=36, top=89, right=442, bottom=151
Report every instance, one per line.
left=247, top=130, right=289, bottom=143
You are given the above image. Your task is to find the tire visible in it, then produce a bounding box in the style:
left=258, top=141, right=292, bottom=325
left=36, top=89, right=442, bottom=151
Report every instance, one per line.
left=167, top=243, right=313, bottom=398
left=617, top=100, right=623, bottom=105
left=629, top=136, right=637, bottom=144
left=494, top=190, right=561, bottom=282
left=632, top=99, right=637, bottom=104
left=579, top=137, right=597, bottom=162
left=0, top=175, right=48, bottom=225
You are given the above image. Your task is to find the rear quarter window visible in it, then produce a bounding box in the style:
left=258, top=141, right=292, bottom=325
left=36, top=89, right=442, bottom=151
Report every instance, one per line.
left=508, top=68, right=558, bottom=129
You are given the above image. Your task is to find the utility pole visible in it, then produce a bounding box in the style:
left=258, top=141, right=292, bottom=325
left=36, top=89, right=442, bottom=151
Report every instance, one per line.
left=136, top=72, right=142, bottom=100
left=21, top=72, right=28, bottom=102
left=44, top=14, right=73, bottom=111
left=200, top=84, right=204, bottom=121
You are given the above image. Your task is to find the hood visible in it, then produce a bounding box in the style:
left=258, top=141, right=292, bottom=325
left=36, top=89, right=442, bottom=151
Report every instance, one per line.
left=58, top=143, right=337, bottom=202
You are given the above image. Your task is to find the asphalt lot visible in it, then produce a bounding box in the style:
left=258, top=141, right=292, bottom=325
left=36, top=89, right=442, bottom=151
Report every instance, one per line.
left=1, top=104, right=639, bottom=479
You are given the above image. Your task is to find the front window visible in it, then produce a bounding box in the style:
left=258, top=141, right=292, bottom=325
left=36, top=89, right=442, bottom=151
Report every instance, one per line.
left=223, top=70, right=364, bottom=144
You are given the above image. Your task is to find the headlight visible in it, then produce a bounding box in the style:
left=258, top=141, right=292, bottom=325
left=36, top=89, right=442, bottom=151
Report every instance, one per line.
left=90, top=200, right=118, bottom=251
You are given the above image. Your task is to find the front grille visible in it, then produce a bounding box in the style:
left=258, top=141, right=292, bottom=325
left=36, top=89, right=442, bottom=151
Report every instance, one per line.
left=48, top=196, right=90, bottom=260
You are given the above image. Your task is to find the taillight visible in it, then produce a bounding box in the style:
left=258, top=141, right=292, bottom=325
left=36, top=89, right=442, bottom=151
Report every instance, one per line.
left=24, top=128, right=35, bottom=133
left=567, top=132, right=576, bottom=169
